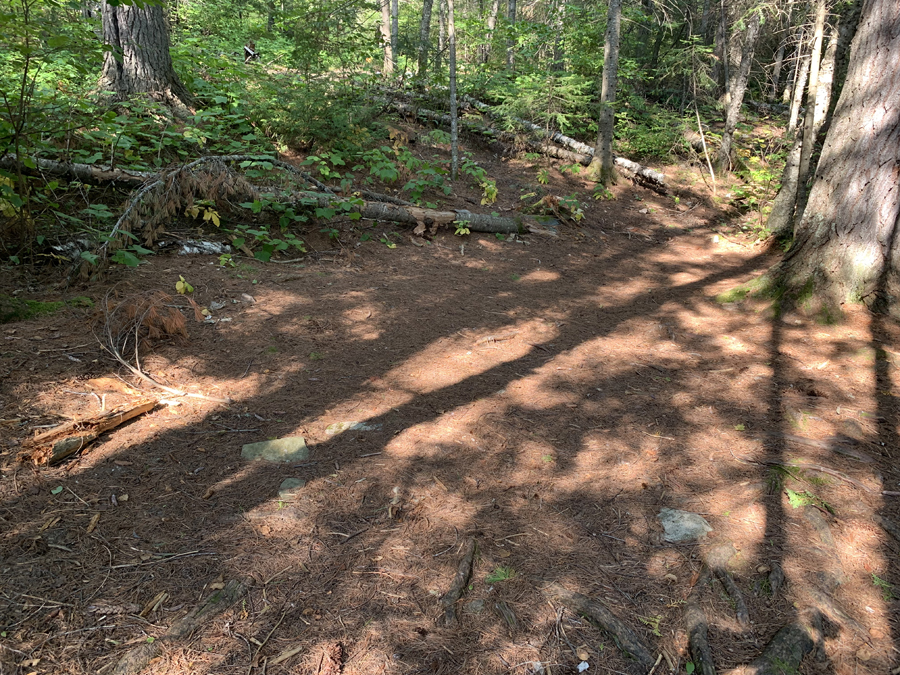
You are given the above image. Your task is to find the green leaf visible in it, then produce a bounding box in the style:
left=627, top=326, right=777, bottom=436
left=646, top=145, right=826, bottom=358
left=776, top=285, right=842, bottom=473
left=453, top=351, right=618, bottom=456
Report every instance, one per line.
left=51, top=486, right=63, bottom=495
left=80, top=251, right=99, bottom=265
left=23, top=157, right=36, bottom=169
left=734, top=424, right=745, bottom=431
left=685, top=663, right=695, bottom=674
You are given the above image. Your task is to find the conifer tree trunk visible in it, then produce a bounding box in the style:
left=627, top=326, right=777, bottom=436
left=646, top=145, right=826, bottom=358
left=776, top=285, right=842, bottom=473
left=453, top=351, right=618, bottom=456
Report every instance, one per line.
left=381, top=0, right=394, bottom=74
left=772, top=0, right=900, bottom=315
left=481, top=0, right=501, bottom=63
left=797, top=0, right=827, bottom=194
left=437, top=0, right=446, bottom=72
left=715, top=8, right=760, bottom=171
left=589, top=0, right=622, bottom=185
left=787, top=35, right=810, bottom=134
left=100, top=1, right=190, bottom=108
left=391, top=0, right=399, bottom=71
left=418, top=0, right=434, bottom=75
left=448, top=0, right=459, bottom=179
left=506, top=0, right=516, bottom=70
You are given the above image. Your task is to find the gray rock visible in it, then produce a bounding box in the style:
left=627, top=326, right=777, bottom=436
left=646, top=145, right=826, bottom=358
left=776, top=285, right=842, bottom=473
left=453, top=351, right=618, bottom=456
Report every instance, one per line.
left=463, top=599, right=485, bottom=614
left=325, top=421, right=383, bottom=436
left=278, top=478, right=306, bottom=500
left=241, top=437, right=309, bottom=462
left=658, top=507, right=712, bottom=543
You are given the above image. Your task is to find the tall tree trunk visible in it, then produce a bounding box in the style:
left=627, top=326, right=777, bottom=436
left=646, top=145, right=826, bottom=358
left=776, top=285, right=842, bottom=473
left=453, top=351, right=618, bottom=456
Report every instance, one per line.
left=551, top=0, right=566, bottom=71
left=772, top=0, right=900, bottom=315
left=768, top=0, right=796, bottom=102
left=506, top=0, right=516, bottom=70
left=699, top=0, right=712, bottom=43
left=589, top=0, right=622, bottom=186
left=391, top=0, right=399, bottom=72
left=481, top=0, right=501, bottom=63
left=787, top=43, right=810, bottom=133
left=448, top=0, right=458, bottom=180
left=715, top=9, right=761, bottom=172
left=100, top=1, right=190, bottom=108
left=381, top=0, right=394, bottom=74
left=437, top=0, right=446, bottom=72
left=418, top=0, right=435, bottom=75
left=797, top=0, right=827, bottom=196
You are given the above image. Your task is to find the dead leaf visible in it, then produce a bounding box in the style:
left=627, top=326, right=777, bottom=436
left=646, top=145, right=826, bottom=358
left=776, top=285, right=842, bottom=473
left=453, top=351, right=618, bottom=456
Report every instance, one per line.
left=413, top=222, right=426, bottom=236
left=86, top=513, right=101, bottom=533
left=202, top=486, right=215, bottom=499
left=410, top=236, right=426, bottom=247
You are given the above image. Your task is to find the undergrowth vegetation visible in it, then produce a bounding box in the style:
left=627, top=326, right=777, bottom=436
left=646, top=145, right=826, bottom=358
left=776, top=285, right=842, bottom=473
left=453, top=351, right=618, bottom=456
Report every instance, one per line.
left=1, top=0, right=791, bottom=268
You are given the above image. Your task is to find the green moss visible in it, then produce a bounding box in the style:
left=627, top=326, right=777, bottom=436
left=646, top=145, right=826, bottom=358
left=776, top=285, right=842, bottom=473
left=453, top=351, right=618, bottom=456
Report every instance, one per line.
left=0, top=295, right=65, bottom=324
left=715, top=275, right=777, bottom=304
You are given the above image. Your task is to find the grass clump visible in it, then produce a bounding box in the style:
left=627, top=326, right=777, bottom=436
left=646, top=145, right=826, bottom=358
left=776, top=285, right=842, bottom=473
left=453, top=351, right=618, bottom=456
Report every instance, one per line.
left=0, top=295, right=64, bottom=324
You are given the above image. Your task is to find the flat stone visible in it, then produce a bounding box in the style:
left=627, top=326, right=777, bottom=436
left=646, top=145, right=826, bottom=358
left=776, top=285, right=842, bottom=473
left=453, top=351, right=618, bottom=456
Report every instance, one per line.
left=278, top=478, right=306, bottom=500
left=325, top=421, right=383, bottom=436
left=658, top=507, right=712, bottom=543
left=241, top=437, right=308, bottom=463
left=463, top=599, right=485, bottom=614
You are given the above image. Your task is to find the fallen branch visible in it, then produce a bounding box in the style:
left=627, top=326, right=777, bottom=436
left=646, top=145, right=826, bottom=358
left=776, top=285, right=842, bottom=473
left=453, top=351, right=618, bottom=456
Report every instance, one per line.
left=540, top=581, right=656, bottom=668
left=19, top=400, right=156, bottom=465
left=440, top=538, right=476, bottom=626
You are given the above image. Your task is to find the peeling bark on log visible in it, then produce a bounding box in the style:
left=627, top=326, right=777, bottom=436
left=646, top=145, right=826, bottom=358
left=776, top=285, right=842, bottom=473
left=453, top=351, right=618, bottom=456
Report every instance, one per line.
left=540, top=581, right=655, bottom=667
left=20, top=400, right=157, bottom=465
left=112, top=580, right=244, bottom=675
left=440, top=538, right=476, bottom=626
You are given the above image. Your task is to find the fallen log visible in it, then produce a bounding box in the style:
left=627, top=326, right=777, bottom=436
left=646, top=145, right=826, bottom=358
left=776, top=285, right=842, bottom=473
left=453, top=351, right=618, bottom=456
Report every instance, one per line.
left=294, top=190, right=555, bottom=236
left=20, top=400, right=157, bottom=465
left=540, top=581, right=656, bottom=668
left=440, top=538, right=476, bottom=626
left=398, top=86, right=666, bottom=190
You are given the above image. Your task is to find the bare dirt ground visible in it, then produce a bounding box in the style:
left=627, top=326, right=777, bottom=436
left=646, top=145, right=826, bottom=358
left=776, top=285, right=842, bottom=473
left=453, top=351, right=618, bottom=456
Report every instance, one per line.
left=2, top=137, right=900, bottom=675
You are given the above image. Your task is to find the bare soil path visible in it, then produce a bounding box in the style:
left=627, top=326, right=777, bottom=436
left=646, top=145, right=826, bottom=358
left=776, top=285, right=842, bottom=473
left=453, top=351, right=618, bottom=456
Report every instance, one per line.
left=2, top=143, right=899, bottom=675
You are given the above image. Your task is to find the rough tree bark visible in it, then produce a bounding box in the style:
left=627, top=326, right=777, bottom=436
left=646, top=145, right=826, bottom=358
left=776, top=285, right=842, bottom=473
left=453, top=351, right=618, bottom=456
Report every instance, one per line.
left=100, top=1, right=190, bottom=107
left=381, top=0, right=394, bottom=74
left=437, top=0, right=446, bottom=72
left=448, top=0, right=459, bottom=179
left=797, top=0, right=828, bottom=193
left=506, top=0, right=516, bottom=69
left=417, top=0, right=434, bottom=75
left=771, top=0, right=900, bottom=315
left=589, top=0, right=622, bottom=186
left=715, top=7, right=761, bottom=171
left=391, top=0, right=399, bottom=71
left=481, top=0, right=501, bottom=63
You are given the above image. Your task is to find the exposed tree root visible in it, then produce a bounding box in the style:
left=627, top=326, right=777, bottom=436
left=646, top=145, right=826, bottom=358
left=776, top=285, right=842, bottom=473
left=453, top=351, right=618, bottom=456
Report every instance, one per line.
left=112, top=580, right=244, bottom=675
left=440, top=538, right=476, bottom=626
left=684, top=569, right=717, bottom=675
left=540, top=581, right=656, bottom=668
left=703, top=543, right=750, bottom=629
left=723, top=612, right=822, bottom=675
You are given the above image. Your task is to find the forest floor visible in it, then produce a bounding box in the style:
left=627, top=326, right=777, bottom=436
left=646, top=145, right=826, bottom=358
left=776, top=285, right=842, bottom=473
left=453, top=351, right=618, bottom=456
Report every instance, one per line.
left=2, top=128, right=900, bottom=675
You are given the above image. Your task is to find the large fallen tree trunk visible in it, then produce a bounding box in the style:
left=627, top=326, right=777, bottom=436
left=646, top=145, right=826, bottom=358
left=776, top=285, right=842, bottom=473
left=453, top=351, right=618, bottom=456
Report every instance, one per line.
left=392, top=86, right=666, bottom=190
left=2, top=155, right=553, bottom=252
left=389, top=100, right=666, bottom=194
left=291, top=190, right=556, bottom=235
